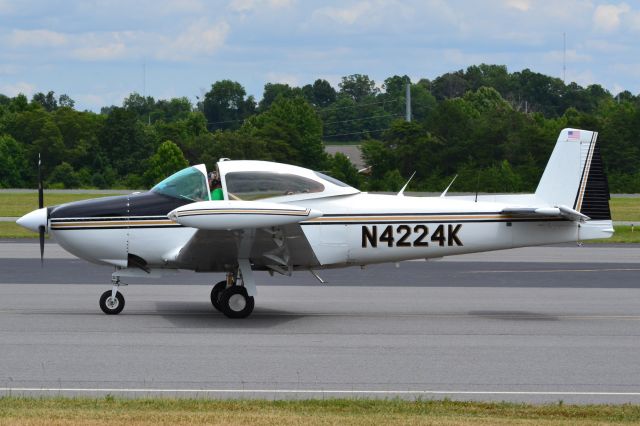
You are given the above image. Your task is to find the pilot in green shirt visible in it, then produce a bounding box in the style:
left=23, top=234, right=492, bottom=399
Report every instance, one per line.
left=208, top=171, right=224, bottom=200
left=211, top=187, right=224, bottom=200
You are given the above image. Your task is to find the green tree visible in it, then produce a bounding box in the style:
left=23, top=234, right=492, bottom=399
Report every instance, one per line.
left=259, top=83, right=303, bottom=111
left=58, top=94, right=75, bottom=109
left=204, top=129, right=270, bottom=165
left=328, top=152, right=361, bottom=188
left=0, top=135, right=26, bottom=187
left=431, top=71, right=470, bottom=100
left=248, top=96, right=327, bottom=169
left=203, top=80, right=256, bottom=130
left=32, top=91, right=58, bottom=111
left=338, top=74, right=378, bottom=102
left=382, top=75, right=411, bottom=97
left=311, top=79, right=337, bottom=107
left=123, top=92, right=155, bottom=120
left=410, top=83, right=437, bottom=122
left=47, top=162, right=77, bottom=188
left=151, top=97, right=193, bottom=122
left=143, top=140, right=189, bottom=187
left=100, top=107, right=156, bottom=175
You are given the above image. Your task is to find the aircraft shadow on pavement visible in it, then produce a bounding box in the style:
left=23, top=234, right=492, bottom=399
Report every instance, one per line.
left=155, top=301, right=304, bottom=328
left=469, top=310, right=559, bottom=321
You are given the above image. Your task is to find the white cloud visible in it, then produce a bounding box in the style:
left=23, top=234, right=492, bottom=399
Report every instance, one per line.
left=228, top=0, right=294, bottom=13
left=629, top=10, right=640, bottom=31
left=7, top=29, right=68, bottom=47
left=61, top=22, right=229, bottom=63
left=566, top=69, right=597, bottom=87
left=593, top=3, right=631, bottom=32
left=157, top=0, right=204, bottom=14
left=504, top=0, right=531, bottom=12
left=313, top=2, right=371, bottom=25
left=75, top=90, right=132, bottom=110
left=0, top=64, right=19, bottom=75
left=0, top=0, right=13, bottom=13
left=544, top=49, right=592, bottom=63
left=71, top=42, right=127, bottom=61
left=611, top=83, right=626, bottom=95
left=609, top=62, right=640, bottom=77
left=156, top=19, right=229, bottom=60
left=0, top=81, right=36, bottom=97
left=583, top=39, right=629, bottom=53
left=75, top=93, right=108, bottom=110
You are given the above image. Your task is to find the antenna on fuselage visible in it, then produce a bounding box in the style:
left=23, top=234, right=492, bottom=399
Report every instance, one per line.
left=440, top=174, right=458, bottom=198
left=397, top=171, right=416, bottom=197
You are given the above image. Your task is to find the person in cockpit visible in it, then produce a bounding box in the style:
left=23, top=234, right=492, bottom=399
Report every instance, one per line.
left=209, top=171, right=224, bottom=200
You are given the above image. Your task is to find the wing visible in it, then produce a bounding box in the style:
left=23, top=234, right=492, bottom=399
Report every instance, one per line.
left=502, top=204, right=590, bottom=222
left=166, top=200, right=322, bottom=273
left=173, top=224, right=320, bottom=273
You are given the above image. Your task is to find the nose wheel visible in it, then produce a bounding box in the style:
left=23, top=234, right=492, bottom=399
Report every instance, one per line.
left=99, top=277, right=125, bottom=315
left=99, top=289, right=125, bottom=315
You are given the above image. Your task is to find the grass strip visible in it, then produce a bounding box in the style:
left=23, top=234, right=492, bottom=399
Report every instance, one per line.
left=0, top=222, right=43, bottom=238
left=0, top=192, right=127, bottom=217
left=589, top=226, right=640, bottom=243
left=1, top=396, right=640, bottom=425
left=609, top=198, right=640, bottom=222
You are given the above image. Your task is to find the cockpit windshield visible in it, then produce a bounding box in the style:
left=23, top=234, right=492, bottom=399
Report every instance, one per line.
left=151, top=166, right=209, bottom=201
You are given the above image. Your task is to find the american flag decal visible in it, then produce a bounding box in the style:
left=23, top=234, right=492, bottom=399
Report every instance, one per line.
left=568, top=130, right=580, bottom=140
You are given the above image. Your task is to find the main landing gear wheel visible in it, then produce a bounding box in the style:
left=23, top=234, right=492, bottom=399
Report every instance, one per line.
left=99, top=290, right=125, bottom=315
left=210, top=280, right=227, bottom=311
left=220, top=286, right=254, bottom=319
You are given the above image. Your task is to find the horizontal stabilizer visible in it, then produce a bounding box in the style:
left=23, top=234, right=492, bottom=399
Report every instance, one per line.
left=502, top=205, right=590, bottom=222
left=168, top=200, right=322, bottom=230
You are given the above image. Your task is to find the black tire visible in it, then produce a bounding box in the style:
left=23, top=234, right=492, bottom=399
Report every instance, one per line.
left=99, top=290, right=125, bottom=315
left=220, top=286, right=254, bottom=319
left=210, top=280, right=227, bottom=311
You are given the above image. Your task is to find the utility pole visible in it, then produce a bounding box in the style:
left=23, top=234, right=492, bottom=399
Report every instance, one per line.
left=405, top=82, right=412, bottom=122
left=563, top=32, right=566, bottom=84
left=143, top=60, right=147, bottom=98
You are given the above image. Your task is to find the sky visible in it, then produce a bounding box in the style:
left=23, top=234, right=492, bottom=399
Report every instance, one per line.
left=1, top=0, right=640, bottom=111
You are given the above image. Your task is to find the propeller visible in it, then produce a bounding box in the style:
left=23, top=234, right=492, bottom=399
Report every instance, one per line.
left=38, top=153, right=45, bottom=266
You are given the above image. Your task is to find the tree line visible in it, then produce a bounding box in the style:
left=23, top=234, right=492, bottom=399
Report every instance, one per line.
left=0, top=64, right=638, bottom=193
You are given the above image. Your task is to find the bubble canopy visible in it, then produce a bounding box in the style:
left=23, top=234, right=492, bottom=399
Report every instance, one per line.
left=151, top=165, right=209, bottom=201
left=151, top=161, right=359, bottom=203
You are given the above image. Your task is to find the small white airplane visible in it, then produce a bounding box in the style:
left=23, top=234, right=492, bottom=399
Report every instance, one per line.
left=17, top=128, right=613, bottom=318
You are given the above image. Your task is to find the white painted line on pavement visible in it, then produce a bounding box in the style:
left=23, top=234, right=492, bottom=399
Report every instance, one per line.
left=2, top=388, right=640, bottom=396
left=465, top=268, right=640, bottom=273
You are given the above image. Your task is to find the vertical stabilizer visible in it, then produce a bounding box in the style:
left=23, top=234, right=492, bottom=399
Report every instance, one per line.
left=535, top=128, right=611, bottom=220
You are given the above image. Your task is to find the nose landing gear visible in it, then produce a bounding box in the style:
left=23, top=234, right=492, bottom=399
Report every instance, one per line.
left=99, top=277, right=125, bottom=315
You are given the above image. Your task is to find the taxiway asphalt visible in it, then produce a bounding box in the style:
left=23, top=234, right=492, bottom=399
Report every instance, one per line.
left=0, top=241, right=639, bottom=404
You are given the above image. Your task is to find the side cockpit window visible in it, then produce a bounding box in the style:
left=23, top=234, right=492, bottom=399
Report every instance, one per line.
left=225, top=171, right=325, bottom=201
left=151, top=167, right=209, bottom=201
